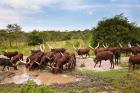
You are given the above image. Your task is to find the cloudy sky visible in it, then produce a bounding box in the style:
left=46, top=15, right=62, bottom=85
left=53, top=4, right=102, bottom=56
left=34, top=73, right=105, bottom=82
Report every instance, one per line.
left=0, top=0, right=140, bottom=31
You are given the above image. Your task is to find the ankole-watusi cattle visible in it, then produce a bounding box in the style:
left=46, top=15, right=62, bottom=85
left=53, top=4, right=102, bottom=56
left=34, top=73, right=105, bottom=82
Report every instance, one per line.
left=51, top=52, right=76, bottom=73
left=128, top=55, right=140, bottom=71
left=11, top=53, right=23, bottom=64
left=31, top=44, right=45, bottom=54
left=2, top=51, right=18, bottom=59
left=67, top=53, right=76, bottom=69
left=89, top=43, right=107, bottom=55
left=119, top=43, right=132, bottom=56
left=47, top=44, right=66, bottom=53
left=39, top=51, right=56, bottom=67
left=0, top=58, right=18, bottom=71
left=128, top=43, right=140, bottom=55
left=107, top=47, right=121, bottom=65
left=25, top=51, right=44, bottom=70
left=94, top=51, right=114, bottom=69
left=73, top=44, right=89, bottom=58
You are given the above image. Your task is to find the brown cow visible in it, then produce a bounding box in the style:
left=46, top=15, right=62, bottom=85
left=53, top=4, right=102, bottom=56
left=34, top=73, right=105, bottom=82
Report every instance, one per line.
left=51, top=53, right=70, bottom=73
left=73, top=44, right=89, bottom=58
left=2, top=51, right=18, bottom=59
left=25, top=52, right=44, bottom=70
left=11, top=53, right=23, bottom=64
left=128, top=55, right=140, bottom=71
left=94, top=51, right=114, bottom=69
left=47, top=44, right=65, bottom=53
left=89, top=43, right=107, bottom=55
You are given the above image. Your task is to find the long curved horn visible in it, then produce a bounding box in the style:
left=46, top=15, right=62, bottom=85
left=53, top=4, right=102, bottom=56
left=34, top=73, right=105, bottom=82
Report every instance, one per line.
left=60, top=52, right=64, bottom=56
left=26, top=58, right=30, bottom=64
left=78, top=44, right=81, bottom=49
left=95, top=42, right=99, bottom=49
left=42, top=43, right=45, bottom=50
left=136, top=44, right=140, bottom=47
left=40, top=45, right=44, bottom=52
left=103, top=43, right=106, bottom=48
left=119, top=43, right=123, bottom=48
left=19, top=59, right=26, bottom=64
left=88, top=43, right=94, bottom=49
left=47, top=44, right=53, bottom=49
left=73, top=44, right=77, bottom=50
left=128, top=42, right=131, bottom=48
left=16, top=61, right=21, bottom=65
left=105, top=43, right=108, bottom=48
left=34, top=61, right=40, bottom=65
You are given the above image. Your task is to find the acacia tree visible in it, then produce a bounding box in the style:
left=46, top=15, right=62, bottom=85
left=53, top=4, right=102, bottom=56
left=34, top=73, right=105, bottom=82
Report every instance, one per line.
left=91, top=14, right=140, bottom=47
left=6, top=24, right=22, bottom=47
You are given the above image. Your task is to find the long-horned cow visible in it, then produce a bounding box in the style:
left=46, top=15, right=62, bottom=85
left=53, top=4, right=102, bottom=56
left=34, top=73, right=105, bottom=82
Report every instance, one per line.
left=47, top=44, right=66, bottom=53
left=94, top=51, right=114, bottom=69
left=73, top=44, right=89, bottom=58
left=128, top=55, right=140, bottom=71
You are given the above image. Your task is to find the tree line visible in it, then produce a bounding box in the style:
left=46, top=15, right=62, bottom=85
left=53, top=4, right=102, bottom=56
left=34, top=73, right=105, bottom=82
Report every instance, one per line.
left=0, top=26, right=92, bottom=47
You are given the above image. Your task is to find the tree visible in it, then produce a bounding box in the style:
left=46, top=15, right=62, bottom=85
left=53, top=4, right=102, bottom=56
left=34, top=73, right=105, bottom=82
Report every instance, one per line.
left=6, top=24, right=22, bottom=47
left=91, top=14, right=140, bottom=47
left=27, top=32, right=43, bottom=46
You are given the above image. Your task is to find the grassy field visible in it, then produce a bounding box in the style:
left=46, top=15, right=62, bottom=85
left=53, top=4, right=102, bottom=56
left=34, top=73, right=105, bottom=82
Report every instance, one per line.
left=0, top=39, right=93, bottom=56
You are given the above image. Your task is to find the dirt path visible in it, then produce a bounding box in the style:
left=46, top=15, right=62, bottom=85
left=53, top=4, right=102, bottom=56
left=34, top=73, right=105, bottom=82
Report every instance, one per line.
left=76, top=57, right=129, bottom=71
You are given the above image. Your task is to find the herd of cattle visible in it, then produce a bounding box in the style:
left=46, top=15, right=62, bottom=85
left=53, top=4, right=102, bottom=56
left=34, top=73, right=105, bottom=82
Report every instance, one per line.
left=0, top=43, right=140, bottom=73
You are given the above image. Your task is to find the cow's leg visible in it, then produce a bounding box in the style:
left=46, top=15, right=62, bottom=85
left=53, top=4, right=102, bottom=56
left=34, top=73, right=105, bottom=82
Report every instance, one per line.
left=2, top=65, right=6, bottom=71
left=99, top=61, right=101, bottom=67
left=110, top=59, right=114, bottom=69
left=133, top=64, right=135, bottom=70
left=117, top=58, right=119, bottom=65
left=112, top=59, right=114, bottom=69
left=7, top=66, right=10, bottom=71
left=94, top=62, right=97, bottom=68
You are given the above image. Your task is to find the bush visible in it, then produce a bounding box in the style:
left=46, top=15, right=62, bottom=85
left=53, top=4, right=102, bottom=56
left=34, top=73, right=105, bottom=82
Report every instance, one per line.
left=27, top=34, right=43, bottom=46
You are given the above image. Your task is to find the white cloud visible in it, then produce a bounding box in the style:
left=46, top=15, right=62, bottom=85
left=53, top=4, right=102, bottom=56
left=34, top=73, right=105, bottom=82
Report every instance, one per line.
left=0, top=0, right=140, bottom=31
left=0, top=8, right=20, bottom=23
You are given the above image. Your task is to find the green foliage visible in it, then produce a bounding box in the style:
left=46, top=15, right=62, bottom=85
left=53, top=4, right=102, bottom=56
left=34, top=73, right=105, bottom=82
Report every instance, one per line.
left=27, top=33, right=43, bottom=46
left=21, top=81, right=60, bottom=93
left=91, top=14, right=140, bottom=47
left=0, top=81, right=62, bottom=93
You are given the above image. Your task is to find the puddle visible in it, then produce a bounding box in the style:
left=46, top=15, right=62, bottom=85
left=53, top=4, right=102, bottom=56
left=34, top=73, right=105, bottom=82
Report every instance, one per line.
left=0, top=66, right=78, bottom=85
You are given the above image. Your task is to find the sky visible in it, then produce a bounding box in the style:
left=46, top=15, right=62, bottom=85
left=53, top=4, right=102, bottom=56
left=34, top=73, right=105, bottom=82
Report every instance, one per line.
left=0, top=0, right=140, bottom=31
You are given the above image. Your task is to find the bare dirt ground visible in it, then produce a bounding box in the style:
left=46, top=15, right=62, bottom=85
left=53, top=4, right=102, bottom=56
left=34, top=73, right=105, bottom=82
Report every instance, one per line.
left=0, top=55, right=129, bottom=85
left=76, top=56, right=129, bottom=71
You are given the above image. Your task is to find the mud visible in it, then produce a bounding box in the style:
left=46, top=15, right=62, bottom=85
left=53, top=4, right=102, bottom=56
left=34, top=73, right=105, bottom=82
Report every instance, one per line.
left=0, top=56, right=129, bottom=86
left=0, top=66, right=77, bottom=85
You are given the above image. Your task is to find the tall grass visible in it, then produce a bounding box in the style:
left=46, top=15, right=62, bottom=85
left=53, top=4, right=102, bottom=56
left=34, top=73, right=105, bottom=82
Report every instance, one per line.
left=0, top=39, right=93, bottom=56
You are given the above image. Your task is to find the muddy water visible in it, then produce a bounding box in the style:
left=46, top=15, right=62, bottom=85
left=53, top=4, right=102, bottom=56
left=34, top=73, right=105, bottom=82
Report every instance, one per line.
left=0, top=66, right=77, bottom=85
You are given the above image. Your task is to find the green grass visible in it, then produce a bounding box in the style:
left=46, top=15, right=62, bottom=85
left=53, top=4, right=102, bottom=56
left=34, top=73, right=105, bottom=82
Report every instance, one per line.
left=120, top=61, right=128, bottom=67
left=0, top=39, right=93, bottom=56
left=0, top=81, right=63, bottom=93
left=76, top=69, right=140, bottom=93
left=76, top=69, right=128, bottom=79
